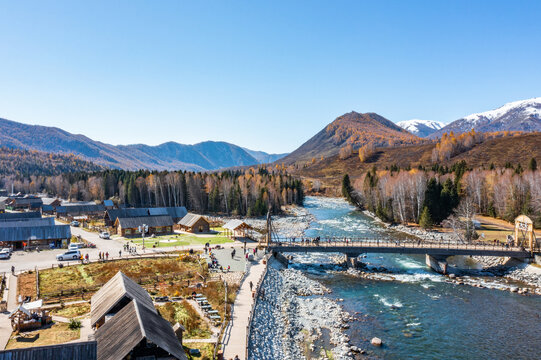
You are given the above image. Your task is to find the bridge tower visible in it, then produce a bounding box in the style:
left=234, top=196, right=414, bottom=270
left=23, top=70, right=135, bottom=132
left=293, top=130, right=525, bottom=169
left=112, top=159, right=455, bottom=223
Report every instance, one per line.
left=514, top=215, right=537, bottom=254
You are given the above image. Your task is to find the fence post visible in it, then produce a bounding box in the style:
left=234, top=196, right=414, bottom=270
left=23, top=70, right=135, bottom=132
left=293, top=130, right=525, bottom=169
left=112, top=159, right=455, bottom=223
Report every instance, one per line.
left=35, top=267, right=40, bottom=299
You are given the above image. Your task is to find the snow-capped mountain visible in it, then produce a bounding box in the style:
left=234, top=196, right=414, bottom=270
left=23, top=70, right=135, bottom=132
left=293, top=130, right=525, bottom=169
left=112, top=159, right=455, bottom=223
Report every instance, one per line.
left=429, top=97, right=541, bottom=139
left=396, top=119, right=445, bottom=137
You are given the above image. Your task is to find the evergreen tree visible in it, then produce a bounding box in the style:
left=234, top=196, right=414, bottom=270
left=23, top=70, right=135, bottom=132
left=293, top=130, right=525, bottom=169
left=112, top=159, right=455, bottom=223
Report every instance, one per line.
left=528, top=157, right=537, bottom=171
left=419, top=206, right=433, bottom=229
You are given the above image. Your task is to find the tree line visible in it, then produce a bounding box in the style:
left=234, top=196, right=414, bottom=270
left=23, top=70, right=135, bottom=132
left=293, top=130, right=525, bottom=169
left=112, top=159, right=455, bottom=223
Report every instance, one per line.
left=343, top=158, right=541, bottom=232
left=0, top=167, right=304, bottom=216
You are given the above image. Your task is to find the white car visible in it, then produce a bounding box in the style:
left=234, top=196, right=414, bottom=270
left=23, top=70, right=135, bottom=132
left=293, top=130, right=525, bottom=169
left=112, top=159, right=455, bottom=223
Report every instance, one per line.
left=57, top=250, right=81, bottom=261
left=0, top=252, right=10, bottom=260
left=68, top=243, right=82, bottom=251
left=1, top=248, right=12, bottom=255
left=99, top=231, right=110, bottom=239
left=70, top=221, right=80, bottom=227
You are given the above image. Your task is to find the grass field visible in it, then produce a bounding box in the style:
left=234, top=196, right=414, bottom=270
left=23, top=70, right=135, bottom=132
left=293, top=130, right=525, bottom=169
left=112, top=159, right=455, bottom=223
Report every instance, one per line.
left=157, top=301, right=212, bottom=339
left=37, top=256, right=206, bottom=301
left=131, top=231, right=233, bottom=248
left=184, top=342, right=214, bottom=360
left=6, top=323, right=80, bottom=349
left=50, top=302, right=91, bottom=318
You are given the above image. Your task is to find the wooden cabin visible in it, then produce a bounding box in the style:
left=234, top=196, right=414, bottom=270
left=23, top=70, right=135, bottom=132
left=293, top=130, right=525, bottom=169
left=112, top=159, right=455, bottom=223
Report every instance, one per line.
left=177, top=213, right=210, bottom=233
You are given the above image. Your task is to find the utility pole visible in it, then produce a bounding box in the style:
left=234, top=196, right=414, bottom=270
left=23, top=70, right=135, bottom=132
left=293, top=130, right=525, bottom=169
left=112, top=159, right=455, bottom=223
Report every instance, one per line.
left=138, top=224, right=149, bottom=250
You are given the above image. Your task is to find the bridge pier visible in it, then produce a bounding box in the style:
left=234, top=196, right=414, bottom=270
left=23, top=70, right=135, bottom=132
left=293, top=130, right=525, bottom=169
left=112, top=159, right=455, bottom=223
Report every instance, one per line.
left=425, top=254, right=448, bottom=275
left=345, top=253, right=361, bottom=269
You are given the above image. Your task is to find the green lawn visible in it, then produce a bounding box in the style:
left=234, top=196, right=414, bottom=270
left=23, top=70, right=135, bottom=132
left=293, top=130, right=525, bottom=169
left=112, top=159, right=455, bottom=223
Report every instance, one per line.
left=132, top=233, right=233, bottom=248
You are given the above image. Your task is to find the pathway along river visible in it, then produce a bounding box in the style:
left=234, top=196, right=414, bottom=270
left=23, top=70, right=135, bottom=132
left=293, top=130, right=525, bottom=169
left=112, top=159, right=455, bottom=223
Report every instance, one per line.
left=250, top=196, right=541, bottom=359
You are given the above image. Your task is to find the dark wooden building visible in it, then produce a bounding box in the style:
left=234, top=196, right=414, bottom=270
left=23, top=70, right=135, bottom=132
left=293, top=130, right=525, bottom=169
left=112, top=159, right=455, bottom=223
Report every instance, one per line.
left=114, top=215, right=174, bottom=237
left=91, top=271, right=157, bottom=328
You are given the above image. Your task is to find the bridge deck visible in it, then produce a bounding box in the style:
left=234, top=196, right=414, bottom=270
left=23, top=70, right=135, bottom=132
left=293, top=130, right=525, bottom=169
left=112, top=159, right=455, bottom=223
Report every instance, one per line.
left=268, top=239, right=532, bottom=258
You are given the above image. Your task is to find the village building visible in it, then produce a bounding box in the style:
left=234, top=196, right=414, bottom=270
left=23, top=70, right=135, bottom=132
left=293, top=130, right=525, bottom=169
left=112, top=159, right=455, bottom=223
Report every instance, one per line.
left=105, top=206, right=187, bottom=226
left=114, top=215, right=174, bottom=237
left=0, top=222, right=71, bottom=249
left=56, top=203, right=106, bottom=221
left=5, top=195, right=43, bottom=211
left=95, top=299, right=187, bottom=360
left=223, top=219, right=254, bottom=239
left=90, top=271, right=157, bottom=328
left=177, top=213, right=210, bottom=233
left=103, top=199, right=115, bottom=210
left=0, top=341, right=98, bottom=360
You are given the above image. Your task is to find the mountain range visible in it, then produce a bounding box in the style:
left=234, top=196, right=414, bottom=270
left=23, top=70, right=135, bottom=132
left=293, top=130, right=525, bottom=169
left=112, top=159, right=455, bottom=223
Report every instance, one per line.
left=396, top=119, right=445, bottom=137
left=428, top=97, right=541, bottom=138
left=0, top=117, right=286, bottom=171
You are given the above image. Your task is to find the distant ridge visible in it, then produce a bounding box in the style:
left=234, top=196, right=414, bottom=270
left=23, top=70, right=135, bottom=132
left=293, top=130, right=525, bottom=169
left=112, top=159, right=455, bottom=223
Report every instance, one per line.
left=0, top=117, right=283, bottom=171
left=429, top=97, right=541, bottom=138
left=397, top=119, right=445, bottom=137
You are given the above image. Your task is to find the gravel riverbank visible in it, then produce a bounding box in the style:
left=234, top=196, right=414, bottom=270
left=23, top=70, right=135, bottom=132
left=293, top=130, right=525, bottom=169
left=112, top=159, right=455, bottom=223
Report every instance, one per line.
left=248, top=258, right=355, bottom=360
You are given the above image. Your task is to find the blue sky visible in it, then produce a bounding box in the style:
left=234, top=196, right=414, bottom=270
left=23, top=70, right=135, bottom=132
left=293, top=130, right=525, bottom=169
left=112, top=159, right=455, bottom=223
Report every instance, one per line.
left=1, top=1, right=540, bottom=153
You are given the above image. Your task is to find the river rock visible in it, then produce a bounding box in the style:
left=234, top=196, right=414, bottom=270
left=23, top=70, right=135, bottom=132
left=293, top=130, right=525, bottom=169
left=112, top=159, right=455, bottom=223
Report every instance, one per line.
left=371, top=337, right=383, bottom=347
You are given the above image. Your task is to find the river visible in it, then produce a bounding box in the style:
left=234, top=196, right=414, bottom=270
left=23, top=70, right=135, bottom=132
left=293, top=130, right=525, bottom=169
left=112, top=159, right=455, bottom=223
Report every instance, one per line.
left=251, top=196, right=541, bottom=359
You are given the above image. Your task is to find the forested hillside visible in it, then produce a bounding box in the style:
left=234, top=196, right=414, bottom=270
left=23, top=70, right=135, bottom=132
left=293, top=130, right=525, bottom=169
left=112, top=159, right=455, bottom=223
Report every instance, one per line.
left=0, top=167, right=304, bottom=216
left=294, top=132, right=541, bottom=189
left=0, top=147, right=103, bottom=176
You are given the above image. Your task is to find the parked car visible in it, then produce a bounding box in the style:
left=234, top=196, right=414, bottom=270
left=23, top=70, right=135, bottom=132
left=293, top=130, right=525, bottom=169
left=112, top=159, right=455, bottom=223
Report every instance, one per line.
left=70, top=221, right=80, bottom=227
left=99, top=231, right=110, bottom=239
left=56, top=250, right=81, bottom=261
left=68, top=243, right=83, bottom=251
left=1, top=248, right=12, bottom=255
left=0, top=251, right=10, bottom=260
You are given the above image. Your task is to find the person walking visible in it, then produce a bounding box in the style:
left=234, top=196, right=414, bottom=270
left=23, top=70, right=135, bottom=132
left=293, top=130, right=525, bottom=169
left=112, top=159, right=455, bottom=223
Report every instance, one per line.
left=119, top=250, right=122, bottom=258
left=249, top=281, right=253, bottom=292
left=11, top=265, right=15, bottom=275
left=105, top=252, right=109, bottom=260
left=231, top=249, right=235, bottom=259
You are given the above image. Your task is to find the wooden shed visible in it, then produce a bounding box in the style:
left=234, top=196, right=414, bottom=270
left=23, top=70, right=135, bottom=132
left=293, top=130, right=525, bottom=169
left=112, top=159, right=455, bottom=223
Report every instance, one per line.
left=177, top=213, right=210, bottom=233
left=114, top=215, right=174, bottom=237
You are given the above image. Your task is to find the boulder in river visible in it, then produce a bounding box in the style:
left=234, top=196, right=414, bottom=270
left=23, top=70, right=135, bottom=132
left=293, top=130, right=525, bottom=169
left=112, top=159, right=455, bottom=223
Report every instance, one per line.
left=371, top=337, right=383, bottom=347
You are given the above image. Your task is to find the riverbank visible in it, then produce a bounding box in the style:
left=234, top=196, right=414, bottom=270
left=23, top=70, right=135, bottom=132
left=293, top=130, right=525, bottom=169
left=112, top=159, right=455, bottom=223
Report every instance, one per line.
left=208, top=204, right=315, bottom=240
left=249, top=257, right=355, bottom=360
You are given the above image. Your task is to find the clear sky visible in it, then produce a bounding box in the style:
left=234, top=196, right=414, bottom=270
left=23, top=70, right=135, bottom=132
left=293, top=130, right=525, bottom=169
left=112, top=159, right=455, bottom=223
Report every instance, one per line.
left=1, top=1, right=540, bottom=153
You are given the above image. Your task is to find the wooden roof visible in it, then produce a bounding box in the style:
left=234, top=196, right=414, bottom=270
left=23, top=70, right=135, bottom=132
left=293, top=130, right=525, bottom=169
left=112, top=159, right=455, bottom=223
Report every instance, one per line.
left=115, top=215, right=174, bottom=229
left=95, top=300, right=187, bottom=360
left=178, top=213, right=208, bottom=227
left=0, top=212, right=41, bottom=221
left=107, top=207, right=187, bottom=223
left=0, top=225, right=71, bottom=242
left=223, top=219, right=252, bottom=231
left=0, top=341, right=97, bottom=360
left=0, top=217, right=55, bottom=228
left=90, top=271, right=156, bottom=327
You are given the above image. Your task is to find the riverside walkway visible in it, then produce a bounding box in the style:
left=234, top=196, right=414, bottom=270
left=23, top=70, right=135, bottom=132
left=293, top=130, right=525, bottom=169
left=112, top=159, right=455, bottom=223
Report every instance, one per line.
left=268, top=238, right=533, bottom=258
left=222, top=255, right=267, bottom=360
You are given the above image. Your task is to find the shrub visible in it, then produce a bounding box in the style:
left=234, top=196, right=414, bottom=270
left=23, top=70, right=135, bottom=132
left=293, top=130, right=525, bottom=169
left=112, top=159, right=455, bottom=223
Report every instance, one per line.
left=68, top=318, right=82, bottom=330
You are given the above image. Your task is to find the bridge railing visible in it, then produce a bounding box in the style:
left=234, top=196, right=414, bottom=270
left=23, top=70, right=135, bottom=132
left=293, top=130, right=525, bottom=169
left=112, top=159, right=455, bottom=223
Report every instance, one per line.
left=267, top=237, right=529, bottom=253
